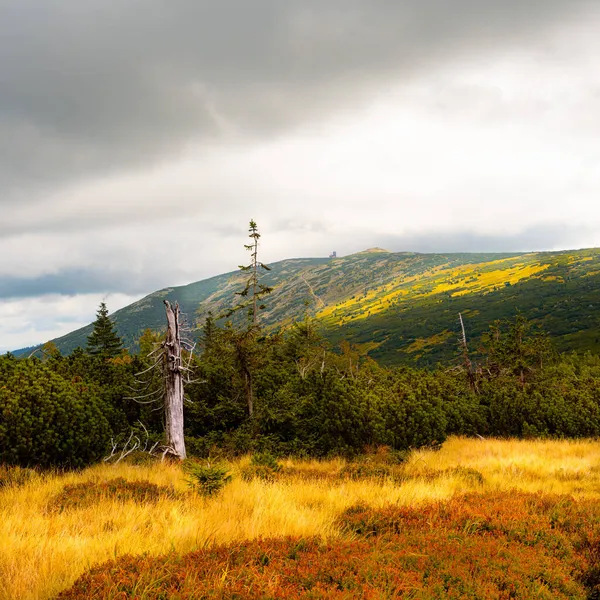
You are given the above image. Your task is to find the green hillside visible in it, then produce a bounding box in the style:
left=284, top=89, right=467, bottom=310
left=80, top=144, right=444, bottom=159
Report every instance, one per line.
left=44, top=247, right=600, bottom=366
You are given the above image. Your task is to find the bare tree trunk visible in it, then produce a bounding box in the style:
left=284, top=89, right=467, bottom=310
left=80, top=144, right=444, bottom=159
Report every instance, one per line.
left=163, top=300, right=186, bottom=459
left=459, top=312, right=478, bottom=393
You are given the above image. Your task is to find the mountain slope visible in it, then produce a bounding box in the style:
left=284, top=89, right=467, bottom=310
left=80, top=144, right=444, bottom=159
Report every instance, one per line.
left=42, top=247, right=600, bottom=366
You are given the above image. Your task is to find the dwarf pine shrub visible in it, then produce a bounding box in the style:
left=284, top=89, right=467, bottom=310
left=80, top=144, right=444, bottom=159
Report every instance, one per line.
left=183, top=460, right=232, bottom=496
left=0, top=358, right=111, bottom=468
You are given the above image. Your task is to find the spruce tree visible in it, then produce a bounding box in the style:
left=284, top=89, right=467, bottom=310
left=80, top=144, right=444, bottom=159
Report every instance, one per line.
left=87, top=302, right=123, bottom=358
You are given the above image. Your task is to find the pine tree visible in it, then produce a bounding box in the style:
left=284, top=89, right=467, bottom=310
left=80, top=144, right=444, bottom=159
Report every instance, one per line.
left=87, top=302, right=123, bottom=358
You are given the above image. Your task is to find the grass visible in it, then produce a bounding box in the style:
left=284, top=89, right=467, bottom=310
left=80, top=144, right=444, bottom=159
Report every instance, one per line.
left=3, top=437, right=600, bottom=599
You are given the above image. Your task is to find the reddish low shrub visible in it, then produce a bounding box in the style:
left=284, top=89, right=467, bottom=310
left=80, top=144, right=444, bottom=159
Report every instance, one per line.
left=56, top=492, right=600, bottom=599
left=47, top=478, right=180, bottom=512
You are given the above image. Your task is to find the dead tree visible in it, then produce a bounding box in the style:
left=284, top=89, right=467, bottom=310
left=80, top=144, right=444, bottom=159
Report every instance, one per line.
left=118, top=301, right=196, bottom=462
left=163, top=300, right=186, bottom=459
left=458, top=312, right=478, bottom=393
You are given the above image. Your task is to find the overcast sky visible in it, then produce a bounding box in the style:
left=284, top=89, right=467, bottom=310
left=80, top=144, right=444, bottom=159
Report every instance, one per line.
left=2, top=0, right=600, bottom=352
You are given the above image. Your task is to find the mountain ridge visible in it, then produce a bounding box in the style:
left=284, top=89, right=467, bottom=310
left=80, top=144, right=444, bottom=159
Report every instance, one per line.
left=17, top=247, right=600, bottom=366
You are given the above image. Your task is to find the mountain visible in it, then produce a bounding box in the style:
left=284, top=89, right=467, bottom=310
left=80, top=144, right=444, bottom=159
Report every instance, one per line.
left=32, top=247, right=600, bottom=367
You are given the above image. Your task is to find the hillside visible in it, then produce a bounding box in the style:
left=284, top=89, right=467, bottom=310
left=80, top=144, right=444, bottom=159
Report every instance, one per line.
left=41, top=247, right=600, bottom=366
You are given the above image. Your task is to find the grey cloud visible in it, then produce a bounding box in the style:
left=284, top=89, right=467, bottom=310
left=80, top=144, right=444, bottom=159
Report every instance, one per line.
left=0, top=271, right=132, bottom=299
left=0, top=249, right=237, bottom=298
left=1, top=0, right=594, bottom=198
left=0, top=268, right=166, bottom=299
left=271, top=219, right=331, bottom=234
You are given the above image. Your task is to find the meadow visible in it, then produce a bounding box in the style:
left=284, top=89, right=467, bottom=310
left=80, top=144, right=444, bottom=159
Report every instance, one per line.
left=3, top=437, right=600, bottom=599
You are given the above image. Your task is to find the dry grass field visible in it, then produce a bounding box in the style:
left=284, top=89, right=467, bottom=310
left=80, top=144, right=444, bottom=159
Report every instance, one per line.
left=3, top=437, right=600, bottom=599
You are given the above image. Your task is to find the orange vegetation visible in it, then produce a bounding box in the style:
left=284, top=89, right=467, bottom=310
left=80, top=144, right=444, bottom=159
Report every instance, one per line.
left=58, top=492, right=599, bottom=599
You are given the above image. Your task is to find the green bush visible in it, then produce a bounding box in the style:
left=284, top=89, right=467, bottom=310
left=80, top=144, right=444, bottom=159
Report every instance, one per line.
left=46, top=478, right=180, bottom=512
left=120, top=450, right=160, bottom=467
left=251, top=451, right=281, bottom=472
left=339, top=463, right=391, bottom=481
left=0, top=358, right=112, bottom=468
left=183, top=460, right=232, bottom=496
left=241, top=464, right=280, bottom=482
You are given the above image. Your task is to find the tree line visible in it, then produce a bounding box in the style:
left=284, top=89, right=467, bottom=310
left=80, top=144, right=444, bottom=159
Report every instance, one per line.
left=2, top=222, right=600, bottom=468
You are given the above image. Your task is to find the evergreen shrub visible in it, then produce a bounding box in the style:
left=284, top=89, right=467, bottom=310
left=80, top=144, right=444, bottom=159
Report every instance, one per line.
left=183, top=460, right=232, bottom=496
left=0, top=358, right=112, bottom=468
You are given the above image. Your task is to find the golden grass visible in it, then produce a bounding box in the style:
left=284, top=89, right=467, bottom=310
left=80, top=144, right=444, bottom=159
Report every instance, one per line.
left=3, top=437, right=600, bottom=600
left=406, top=436, right=600, bottom=495
left=447, top=263, right=548, bottom=297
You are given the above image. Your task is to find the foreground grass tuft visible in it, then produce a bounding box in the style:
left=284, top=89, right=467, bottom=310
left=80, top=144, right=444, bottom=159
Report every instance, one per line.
left=0, top=465, right=38, bottom=489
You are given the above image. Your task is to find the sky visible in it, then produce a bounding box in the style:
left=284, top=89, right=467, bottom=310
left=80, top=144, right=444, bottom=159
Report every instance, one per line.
left=2, top=0, right=600, bottom=352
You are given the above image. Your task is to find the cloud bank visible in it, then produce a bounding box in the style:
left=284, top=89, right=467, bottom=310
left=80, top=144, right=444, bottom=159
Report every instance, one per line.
left=1, top=0, right=600, bottom=350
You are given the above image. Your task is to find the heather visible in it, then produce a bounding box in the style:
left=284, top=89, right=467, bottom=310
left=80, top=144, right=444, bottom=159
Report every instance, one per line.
left=58, top=492, right=600, bottom=599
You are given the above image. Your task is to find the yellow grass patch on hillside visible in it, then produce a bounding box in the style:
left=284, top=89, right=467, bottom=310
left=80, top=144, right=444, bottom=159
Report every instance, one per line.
left=315, top=262, right=458, bottom=323
left=316, top=256, right=552, bottom=326
left=405, top=330, right=454, bottom=353
left=430, top=262, right=548, bottom=298
left=353, top=340, right=385, bottom=355
left=568, top=254, right=594, bottom=264
left=3, top=437, right=600, bottom=599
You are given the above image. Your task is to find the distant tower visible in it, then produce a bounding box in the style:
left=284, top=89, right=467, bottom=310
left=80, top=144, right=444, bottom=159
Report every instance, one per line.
left=329, top=251, right=337, bottom=259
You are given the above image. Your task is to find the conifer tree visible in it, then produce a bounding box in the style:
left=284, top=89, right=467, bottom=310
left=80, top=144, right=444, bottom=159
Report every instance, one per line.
left=201, top=311, right=217, bottom=354
left=87, top=302, right=123, bottom=358
left=225, top=219, right=273, bottom=325
left=220, top=220, right=273, bottom=417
